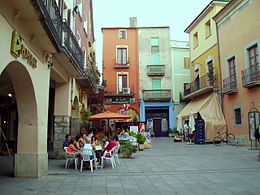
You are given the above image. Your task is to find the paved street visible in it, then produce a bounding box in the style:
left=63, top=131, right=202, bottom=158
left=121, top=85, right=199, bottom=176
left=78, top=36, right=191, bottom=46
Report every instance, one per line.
left=0, top=138, right=260, bottom=195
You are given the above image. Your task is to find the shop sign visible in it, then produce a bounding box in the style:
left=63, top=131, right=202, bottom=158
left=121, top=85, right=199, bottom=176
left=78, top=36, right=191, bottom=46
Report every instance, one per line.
left=10, top=31, right=37, bottom=68
left=106, top=97, right=135, bottom=104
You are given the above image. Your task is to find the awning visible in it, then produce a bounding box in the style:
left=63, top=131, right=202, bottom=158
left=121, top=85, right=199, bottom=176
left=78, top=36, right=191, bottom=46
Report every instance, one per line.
left=179, top=93, right=226, bottom=141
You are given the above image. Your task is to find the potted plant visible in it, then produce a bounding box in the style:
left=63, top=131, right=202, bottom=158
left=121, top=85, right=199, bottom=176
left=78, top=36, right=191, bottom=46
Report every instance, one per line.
left=135, top=132, right=146, bottom=151
left=206, top=63, right=216, bottom=86
left=119, top=140, right=137, bottom=158
left=81, top=110, right=92, bottom=125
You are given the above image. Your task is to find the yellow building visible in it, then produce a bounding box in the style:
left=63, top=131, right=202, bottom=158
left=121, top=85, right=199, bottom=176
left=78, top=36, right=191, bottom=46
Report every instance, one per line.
left=179, top=1, right=229, bottom=142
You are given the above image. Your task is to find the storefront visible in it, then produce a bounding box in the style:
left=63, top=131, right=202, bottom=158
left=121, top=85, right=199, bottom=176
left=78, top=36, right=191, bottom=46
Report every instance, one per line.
left=140, top=101, right=174, bottom=137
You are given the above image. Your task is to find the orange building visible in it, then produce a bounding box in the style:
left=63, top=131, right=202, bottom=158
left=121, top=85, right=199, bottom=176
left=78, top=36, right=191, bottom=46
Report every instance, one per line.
left=102, top=26, right=140, bottom=125
left=214, top=0, right=260, bottom=145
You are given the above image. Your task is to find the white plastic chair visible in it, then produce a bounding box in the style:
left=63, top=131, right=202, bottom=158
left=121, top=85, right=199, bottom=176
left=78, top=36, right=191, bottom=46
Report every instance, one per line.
left=64, top=147, right=78, bottom=170
left=80, top=148, right=97, bottom=172
left=114, top=145, right=120, bottom=165
left=101, top=146, right=116, bottom=169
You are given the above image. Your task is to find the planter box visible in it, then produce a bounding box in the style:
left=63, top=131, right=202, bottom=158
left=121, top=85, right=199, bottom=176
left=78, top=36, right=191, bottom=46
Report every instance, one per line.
left=121, top=150, right=132, bottom=158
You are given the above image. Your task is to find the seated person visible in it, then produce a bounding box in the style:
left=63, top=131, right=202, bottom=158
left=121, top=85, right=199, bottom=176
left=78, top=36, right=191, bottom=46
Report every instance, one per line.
left=66, top=138, right=81, bottom=164
left=75, top=135, right=85, bottom=149
left=63, top=134, right=71, bottom=148
left=87, top=131, right=94, bottom=140
left=83, top=139, right=93, bottom=150
left=103, top=135, right=118, bottom=157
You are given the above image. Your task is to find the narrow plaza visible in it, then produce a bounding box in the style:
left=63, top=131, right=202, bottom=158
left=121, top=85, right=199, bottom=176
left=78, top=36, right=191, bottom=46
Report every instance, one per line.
left=0, top=138, right=259, bottom=195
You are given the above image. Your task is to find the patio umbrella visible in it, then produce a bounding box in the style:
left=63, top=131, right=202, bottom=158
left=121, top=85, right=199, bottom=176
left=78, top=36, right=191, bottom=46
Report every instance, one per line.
left=188, top=113, right=196, bottom=133
left=177, top=114, right=183, bottom=134
left=89, top=111, right=132, bottom=134
left=89, top=111, right=131, bottom=120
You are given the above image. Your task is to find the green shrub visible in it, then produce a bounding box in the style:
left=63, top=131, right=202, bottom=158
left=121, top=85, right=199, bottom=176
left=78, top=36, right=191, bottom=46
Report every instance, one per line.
left=135, top=132, right=146, bottom=144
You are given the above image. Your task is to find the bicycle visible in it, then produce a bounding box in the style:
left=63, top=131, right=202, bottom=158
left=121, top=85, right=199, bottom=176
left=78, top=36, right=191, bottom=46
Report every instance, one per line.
left=213, top=131, right=235, bottom=146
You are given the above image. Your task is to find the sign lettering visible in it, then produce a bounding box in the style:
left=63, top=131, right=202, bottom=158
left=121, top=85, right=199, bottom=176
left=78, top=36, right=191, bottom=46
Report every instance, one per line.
left=10, top=31, right=37, bottom=68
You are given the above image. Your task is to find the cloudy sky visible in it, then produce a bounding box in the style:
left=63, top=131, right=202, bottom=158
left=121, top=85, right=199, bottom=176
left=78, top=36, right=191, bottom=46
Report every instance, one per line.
left=93, top=0, right=212, bottom=72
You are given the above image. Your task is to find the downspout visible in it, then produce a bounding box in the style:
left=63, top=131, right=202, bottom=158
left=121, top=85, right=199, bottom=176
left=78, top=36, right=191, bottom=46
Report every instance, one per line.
left=215, top=19, right=225, bottom=119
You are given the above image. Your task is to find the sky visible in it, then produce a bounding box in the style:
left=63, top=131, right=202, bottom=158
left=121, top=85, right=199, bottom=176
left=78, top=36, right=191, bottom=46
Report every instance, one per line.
left=93, top=0, right=212, bottom=73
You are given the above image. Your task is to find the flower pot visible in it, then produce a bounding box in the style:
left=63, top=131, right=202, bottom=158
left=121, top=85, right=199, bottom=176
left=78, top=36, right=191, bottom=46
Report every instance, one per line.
left=121, top=150, right=132, bottom=158
left=139, top=144, right=144, bottom=151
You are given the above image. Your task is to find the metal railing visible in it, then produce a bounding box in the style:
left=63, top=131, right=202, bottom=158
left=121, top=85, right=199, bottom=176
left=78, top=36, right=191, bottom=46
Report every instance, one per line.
left=143, top=89, right=171, bottom=100
left=104, top=85, right=135, bottom=95
left=62, top=22, right=84, bottom=71
left=241, top=65, right=260, bottom=86
left=183, top=74, right=214, bottom=96
left=35, top=0, right=63, bottom=48
left=223, top=75, right=237, bottom=93
left=147, top=65, right=165, bottom=76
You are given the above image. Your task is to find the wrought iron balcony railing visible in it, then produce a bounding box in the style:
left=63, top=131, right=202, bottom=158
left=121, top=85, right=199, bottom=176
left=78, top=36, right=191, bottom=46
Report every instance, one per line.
left=143, top=89, right=171, bottom=101
left=114, top=58, right=130, bottom=68
left=62, top=22, right=84, bottom=71
left=241, top=65, right=260, bottom=88
left=104, top=85, right=135, bottom=96
left=147, top=65, right=165, bottom=76
left=183, top=74, right=215, bottom=97
left=223, top=75, right=237, bottom=95
left=35, top=0, right=63, bottom=49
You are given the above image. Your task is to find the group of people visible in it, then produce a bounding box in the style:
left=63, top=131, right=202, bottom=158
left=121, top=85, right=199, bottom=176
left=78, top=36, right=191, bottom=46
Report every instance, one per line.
left=63, top=131, right=119, bottom=169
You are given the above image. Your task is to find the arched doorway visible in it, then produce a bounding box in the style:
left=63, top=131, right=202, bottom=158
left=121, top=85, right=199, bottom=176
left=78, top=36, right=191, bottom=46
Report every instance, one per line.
left=0, top=61, right=42, bottom=177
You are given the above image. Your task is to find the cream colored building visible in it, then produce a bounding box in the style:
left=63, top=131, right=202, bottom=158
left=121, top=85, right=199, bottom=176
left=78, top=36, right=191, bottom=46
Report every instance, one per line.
left=0, top=0, right=99, bottom=177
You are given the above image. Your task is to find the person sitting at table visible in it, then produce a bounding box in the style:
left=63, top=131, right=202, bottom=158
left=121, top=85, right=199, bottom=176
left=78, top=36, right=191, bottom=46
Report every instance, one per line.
left=114, top=134, right=120, bottom=147
left=63, top=134, right=71, bottom=148
left=87, top=130, right=94, bottom=140
left=75, top=135, right=85, bottom=149
left=81, top=132, right=88, bottom=143
left=66, top=138, right=81, bottom=167
left=103, top=135, right=118, bottom=157
left=83, top=139, right=93, bottom=150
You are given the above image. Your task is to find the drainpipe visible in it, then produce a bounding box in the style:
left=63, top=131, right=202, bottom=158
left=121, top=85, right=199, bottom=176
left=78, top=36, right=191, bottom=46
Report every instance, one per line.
left=215, top=21, right=224, bottom=113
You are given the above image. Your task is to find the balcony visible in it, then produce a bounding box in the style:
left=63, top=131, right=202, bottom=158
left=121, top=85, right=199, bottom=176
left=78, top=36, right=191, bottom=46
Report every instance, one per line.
left=114, top=58, right=130, bottom=68
left=35, top=0, right=63, bottom=49
left=183, top=74, right=215, bottom=99
left=242, top=65, right=260, bottom=88
left=223, top=76, right=238, bottom=95
left=104, top=85, right=135, bottom=97
left=62, top=22, right=84, bottom=73
left=143, top=89, right=171, bottom=101
left=147, top=65, right=165, bottom=76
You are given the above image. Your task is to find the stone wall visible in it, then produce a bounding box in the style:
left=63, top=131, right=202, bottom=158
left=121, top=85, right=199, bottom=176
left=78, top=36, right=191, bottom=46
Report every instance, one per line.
left=53, top=115, right=70, bottom=159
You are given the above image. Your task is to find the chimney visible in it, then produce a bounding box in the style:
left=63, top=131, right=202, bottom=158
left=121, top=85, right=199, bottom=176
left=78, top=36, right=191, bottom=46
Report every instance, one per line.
left=129, top=17, right=137, bottom=28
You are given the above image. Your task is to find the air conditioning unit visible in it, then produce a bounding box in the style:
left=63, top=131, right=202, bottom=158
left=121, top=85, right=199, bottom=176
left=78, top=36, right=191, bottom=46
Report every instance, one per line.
left=122, top=88, right=131, bottom=94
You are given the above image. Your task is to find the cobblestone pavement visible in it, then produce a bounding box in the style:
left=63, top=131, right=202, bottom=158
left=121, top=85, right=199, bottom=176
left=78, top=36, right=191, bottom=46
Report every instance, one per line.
left=0, top=138, right=259, bottom=195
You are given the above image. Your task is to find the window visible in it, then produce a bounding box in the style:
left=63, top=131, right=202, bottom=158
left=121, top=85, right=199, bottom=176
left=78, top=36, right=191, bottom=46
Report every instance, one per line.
left=84, top=20, right=88, bottom=32
left=118, top=75, right=127, bottom=93
left=205, top=20, right=211, bottom=38
left=152, top=78, right=161, bottom=89
left=77, top=31, right=81, bottom=47
left=248, top=44, right=258, bottom=67
left=119, top=30, right=127, bottom=39
left=83, top=48, right=87, bottom=70
left=151, top=37, right=159, bottom=53
left=151, top=55, right=160, bottom=65
left=117, top=48, right=127, bottom=65
left=193, top=32, right=198, bottom=48
left=234, top=108, right=242, bottom=125
left=228, top=57, right=237, bottom=86
left=151, top=37, right=159, bottom=45
left=183, top=57, right=190, bottom=69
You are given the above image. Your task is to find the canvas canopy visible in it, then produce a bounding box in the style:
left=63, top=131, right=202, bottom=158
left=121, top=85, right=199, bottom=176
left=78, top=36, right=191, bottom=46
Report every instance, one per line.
left=179, top=93, right=226, bottom=141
